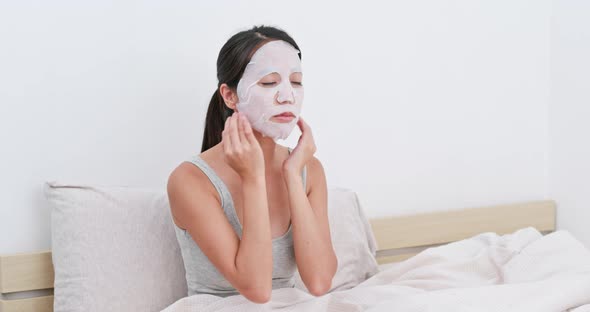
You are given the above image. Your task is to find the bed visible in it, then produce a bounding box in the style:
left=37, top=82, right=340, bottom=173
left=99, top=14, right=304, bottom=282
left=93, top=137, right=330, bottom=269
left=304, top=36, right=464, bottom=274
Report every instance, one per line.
left=1, top=184, right=589, bottom=311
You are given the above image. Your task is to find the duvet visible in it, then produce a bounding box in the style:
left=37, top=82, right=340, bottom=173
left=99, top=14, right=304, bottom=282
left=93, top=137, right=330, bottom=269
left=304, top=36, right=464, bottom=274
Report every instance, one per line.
left=161, top=227, right=590, bottom=311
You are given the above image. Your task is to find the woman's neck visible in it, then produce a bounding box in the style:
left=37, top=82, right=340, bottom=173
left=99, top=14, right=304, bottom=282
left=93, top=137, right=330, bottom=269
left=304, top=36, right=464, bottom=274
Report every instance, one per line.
left=252, top=131, right=284, bottom=171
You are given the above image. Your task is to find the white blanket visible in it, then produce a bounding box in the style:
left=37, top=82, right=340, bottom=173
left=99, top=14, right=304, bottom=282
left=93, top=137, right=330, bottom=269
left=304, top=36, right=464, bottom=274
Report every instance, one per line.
left=161, top=227, right=590, bottom=312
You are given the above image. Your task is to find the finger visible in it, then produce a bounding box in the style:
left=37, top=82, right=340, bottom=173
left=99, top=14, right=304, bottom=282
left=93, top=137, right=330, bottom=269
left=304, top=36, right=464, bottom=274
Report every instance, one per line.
left=222, top=116, right=232, bottom=153
left=298, top=117, right=316, bottom=152
left=238, top=113, right=248, bottom=145
left=298, top=116, right=310, bottom=131
left=296, top=116, right=315, bottom=149
left=229, top=112, right=241, bottom=151
left=296, top=116, right=308, bottom=136
left=242, top=113, right=257, bottom=144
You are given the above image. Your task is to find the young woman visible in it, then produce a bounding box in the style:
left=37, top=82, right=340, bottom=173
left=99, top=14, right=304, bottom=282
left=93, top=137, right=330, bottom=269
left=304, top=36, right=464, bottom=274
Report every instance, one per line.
left=167, top=25, right=337, bottom=304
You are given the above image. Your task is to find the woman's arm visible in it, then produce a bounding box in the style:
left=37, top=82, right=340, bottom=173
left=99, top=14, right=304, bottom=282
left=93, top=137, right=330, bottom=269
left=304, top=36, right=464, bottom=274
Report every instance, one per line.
left=284, top=157, right=337, bottom=296
left=236, top=175, right=273, bottom=297
left=167, top=168, right=272, bottom=303
left=226, top=112, right=274, bottom=300
left=168, top=113, right=273, bottom=304
left=282, top=117, right=338, bottom=296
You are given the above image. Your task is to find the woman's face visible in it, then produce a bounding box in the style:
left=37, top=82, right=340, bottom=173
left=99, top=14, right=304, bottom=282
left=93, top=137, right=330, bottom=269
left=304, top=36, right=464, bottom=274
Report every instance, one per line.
left=236, top=40, right=304, bottom=140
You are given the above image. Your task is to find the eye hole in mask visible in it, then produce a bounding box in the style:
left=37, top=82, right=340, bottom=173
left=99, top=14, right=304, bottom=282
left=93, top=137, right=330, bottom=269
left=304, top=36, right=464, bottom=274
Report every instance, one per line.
left=257, top=72, right=304, bottom=88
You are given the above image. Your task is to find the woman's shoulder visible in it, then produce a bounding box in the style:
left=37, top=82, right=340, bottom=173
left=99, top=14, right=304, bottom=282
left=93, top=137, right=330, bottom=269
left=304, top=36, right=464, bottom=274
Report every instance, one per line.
left=167, top=150, right=222, bottom=203
left=167, top=159, right=222, bottom=226
left=305, top=155, right=325, bottom=195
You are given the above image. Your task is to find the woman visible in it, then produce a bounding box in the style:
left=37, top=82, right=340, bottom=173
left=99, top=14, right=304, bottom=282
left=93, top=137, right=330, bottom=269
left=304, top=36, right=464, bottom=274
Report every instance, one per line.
left=167, top=25, right=337, bottom=304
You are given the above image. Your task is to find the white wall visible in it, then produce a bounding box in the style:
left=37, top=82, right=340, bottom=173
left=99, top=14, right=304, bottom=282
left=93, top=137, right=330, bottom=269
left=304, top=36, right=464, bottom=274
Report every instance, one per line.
left=0, top=0, right=561, bottom=255
left=548, top=0, right=590, bottom=248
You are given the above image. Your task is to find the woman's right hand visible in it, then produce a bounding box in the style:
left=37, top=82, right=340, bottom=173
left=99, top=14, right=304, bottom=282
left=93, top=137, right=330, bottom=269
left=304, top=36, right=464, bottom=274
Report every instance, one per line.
left=222, top=112, right=265, bottom=180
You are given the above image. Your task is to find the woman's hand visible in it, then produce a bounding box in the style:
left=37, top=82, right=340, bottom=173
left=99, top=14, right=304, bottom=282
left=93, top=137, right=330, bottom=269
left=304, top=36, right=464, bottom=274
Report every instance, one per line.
left=282, top=116, right=316, bottom=176
left=222, top=112, right=265, bottom=181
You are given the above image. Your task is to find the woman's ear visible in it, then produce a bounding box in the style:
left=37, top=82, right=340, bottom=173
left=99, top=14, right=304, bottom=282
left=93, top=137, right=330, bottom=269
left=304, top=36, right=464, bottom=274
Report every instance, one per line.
left=219, top=83, right=238, bottom=110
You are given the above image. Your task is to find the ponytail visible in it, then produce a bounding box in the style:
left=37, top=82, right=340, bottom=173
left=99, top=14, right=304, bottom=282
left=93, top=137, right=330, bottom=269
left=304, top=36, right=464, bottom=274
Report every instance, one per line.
left=201, top=88, right=233, bottom=152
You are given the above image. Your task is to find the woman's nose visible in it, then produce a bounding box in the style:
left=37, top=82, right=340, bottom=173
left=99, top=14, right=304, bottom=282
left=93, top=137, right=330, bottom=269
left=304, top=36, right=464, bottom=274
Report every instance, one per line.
left=276, top=80, right=295, bottom=104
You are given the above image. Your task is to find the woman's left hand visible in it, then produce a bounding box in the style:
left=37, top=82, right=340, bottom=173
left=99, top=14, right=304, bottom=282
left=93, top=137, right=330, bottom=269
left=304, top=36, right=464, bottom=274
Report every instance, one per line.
left=282, top=116, right=317, bottom=177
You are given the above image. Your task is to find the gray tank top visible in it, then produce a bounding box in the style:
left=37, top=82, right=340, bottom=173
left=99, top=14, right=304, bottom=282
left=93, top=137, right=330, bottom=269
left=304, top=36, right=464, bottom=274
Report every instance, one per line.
left=173, top=147, right=306, bottom=297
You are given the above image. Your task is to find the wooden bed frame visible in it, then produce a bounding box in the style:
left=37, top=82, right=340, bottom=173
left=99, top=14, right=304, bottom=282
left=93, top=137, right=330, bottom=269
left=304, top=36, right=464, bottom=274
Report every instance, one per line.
left=0, top=199, right=556, bottom=312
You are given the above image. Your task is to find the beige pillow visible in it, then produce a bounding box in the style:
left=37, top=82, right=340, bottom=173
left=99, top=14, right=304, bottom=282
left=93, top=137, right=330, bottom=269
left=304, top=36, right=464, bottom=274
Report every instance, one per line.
left=294, top=187, right=380, bottom=292
left=45, top=181, right=187, bottom=312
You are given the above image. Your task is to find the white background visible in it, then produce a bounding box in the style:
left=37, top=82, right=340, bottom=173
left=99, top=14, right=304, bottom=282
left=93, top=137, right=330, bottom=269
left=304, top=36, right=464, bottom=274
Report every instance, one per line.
left=0, top=0, right=588, bottom=254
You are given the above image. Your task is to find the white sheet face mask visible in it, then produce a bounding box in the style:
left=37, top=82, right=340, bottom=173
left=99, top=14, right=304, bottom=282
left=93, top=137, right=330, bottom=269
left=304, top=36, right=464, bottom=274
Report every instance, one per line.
left=236, top=40, right=304, bottom=141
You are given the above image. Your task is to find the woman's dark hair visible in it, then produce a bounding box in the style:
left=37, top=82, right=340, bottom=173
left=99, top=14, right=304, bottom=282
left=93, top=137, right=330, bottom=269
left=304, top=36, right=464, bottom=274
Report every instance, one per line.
left=201, top=25, right=302, bottom=152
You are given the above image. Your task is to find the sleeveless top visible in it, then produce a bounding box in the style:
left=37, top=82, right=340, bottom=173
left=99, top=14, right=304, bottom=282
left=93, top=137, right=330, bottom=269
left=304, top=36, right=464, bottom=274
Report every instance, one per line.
left=173, top=147, right=307, bottom=297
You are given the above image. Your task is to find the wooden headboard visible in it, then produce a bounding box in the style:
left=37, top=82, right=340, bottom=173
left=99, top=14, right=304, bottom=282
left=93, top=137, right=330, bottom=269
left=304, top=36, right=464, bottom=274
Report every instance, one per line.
left=370, top=200, right=556, bottom=263
left=0, top=199, right=556, bottom=312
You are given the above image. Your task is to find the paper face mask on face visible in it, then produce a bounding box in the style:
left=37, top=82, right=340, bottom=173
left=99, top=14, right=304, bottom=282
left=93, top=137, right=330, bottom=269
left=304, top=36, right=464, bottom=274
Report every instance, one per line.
left=236, top=40, right=304, bottom=141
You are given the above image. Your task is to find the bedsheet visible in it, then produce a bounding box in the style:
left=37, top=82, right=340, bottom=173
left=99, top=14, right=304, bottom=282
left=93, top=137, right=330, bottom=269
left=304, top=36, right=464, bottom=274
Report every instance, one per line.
left=161, top=227, right=590, bottom=311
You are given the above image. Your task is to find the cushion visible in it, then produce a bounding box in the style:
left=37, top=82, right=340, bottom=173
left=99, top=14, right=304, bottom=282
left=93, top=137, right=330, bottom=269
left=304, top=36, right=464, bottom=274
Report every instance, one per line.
left=45, top=181, right=187, bottom=312
left=294, top=187, right=380, bottom=292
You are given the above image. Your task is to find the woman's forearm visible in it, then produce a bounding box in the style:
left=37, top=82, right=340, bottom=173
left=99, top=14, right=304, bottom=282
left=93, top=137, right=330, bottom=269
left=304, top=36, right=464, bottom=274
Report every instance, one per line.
left=234, top=176, right=273, bottom=293
left=284, top=172, right=337, bottom=295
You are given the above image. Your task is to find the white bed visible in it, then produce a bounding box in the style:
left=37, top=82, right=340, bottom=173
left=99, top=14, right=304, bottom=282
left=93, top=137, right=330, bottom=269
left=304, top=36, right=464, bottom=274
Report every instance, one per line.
left=2, top=183, right=589, bottom=312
